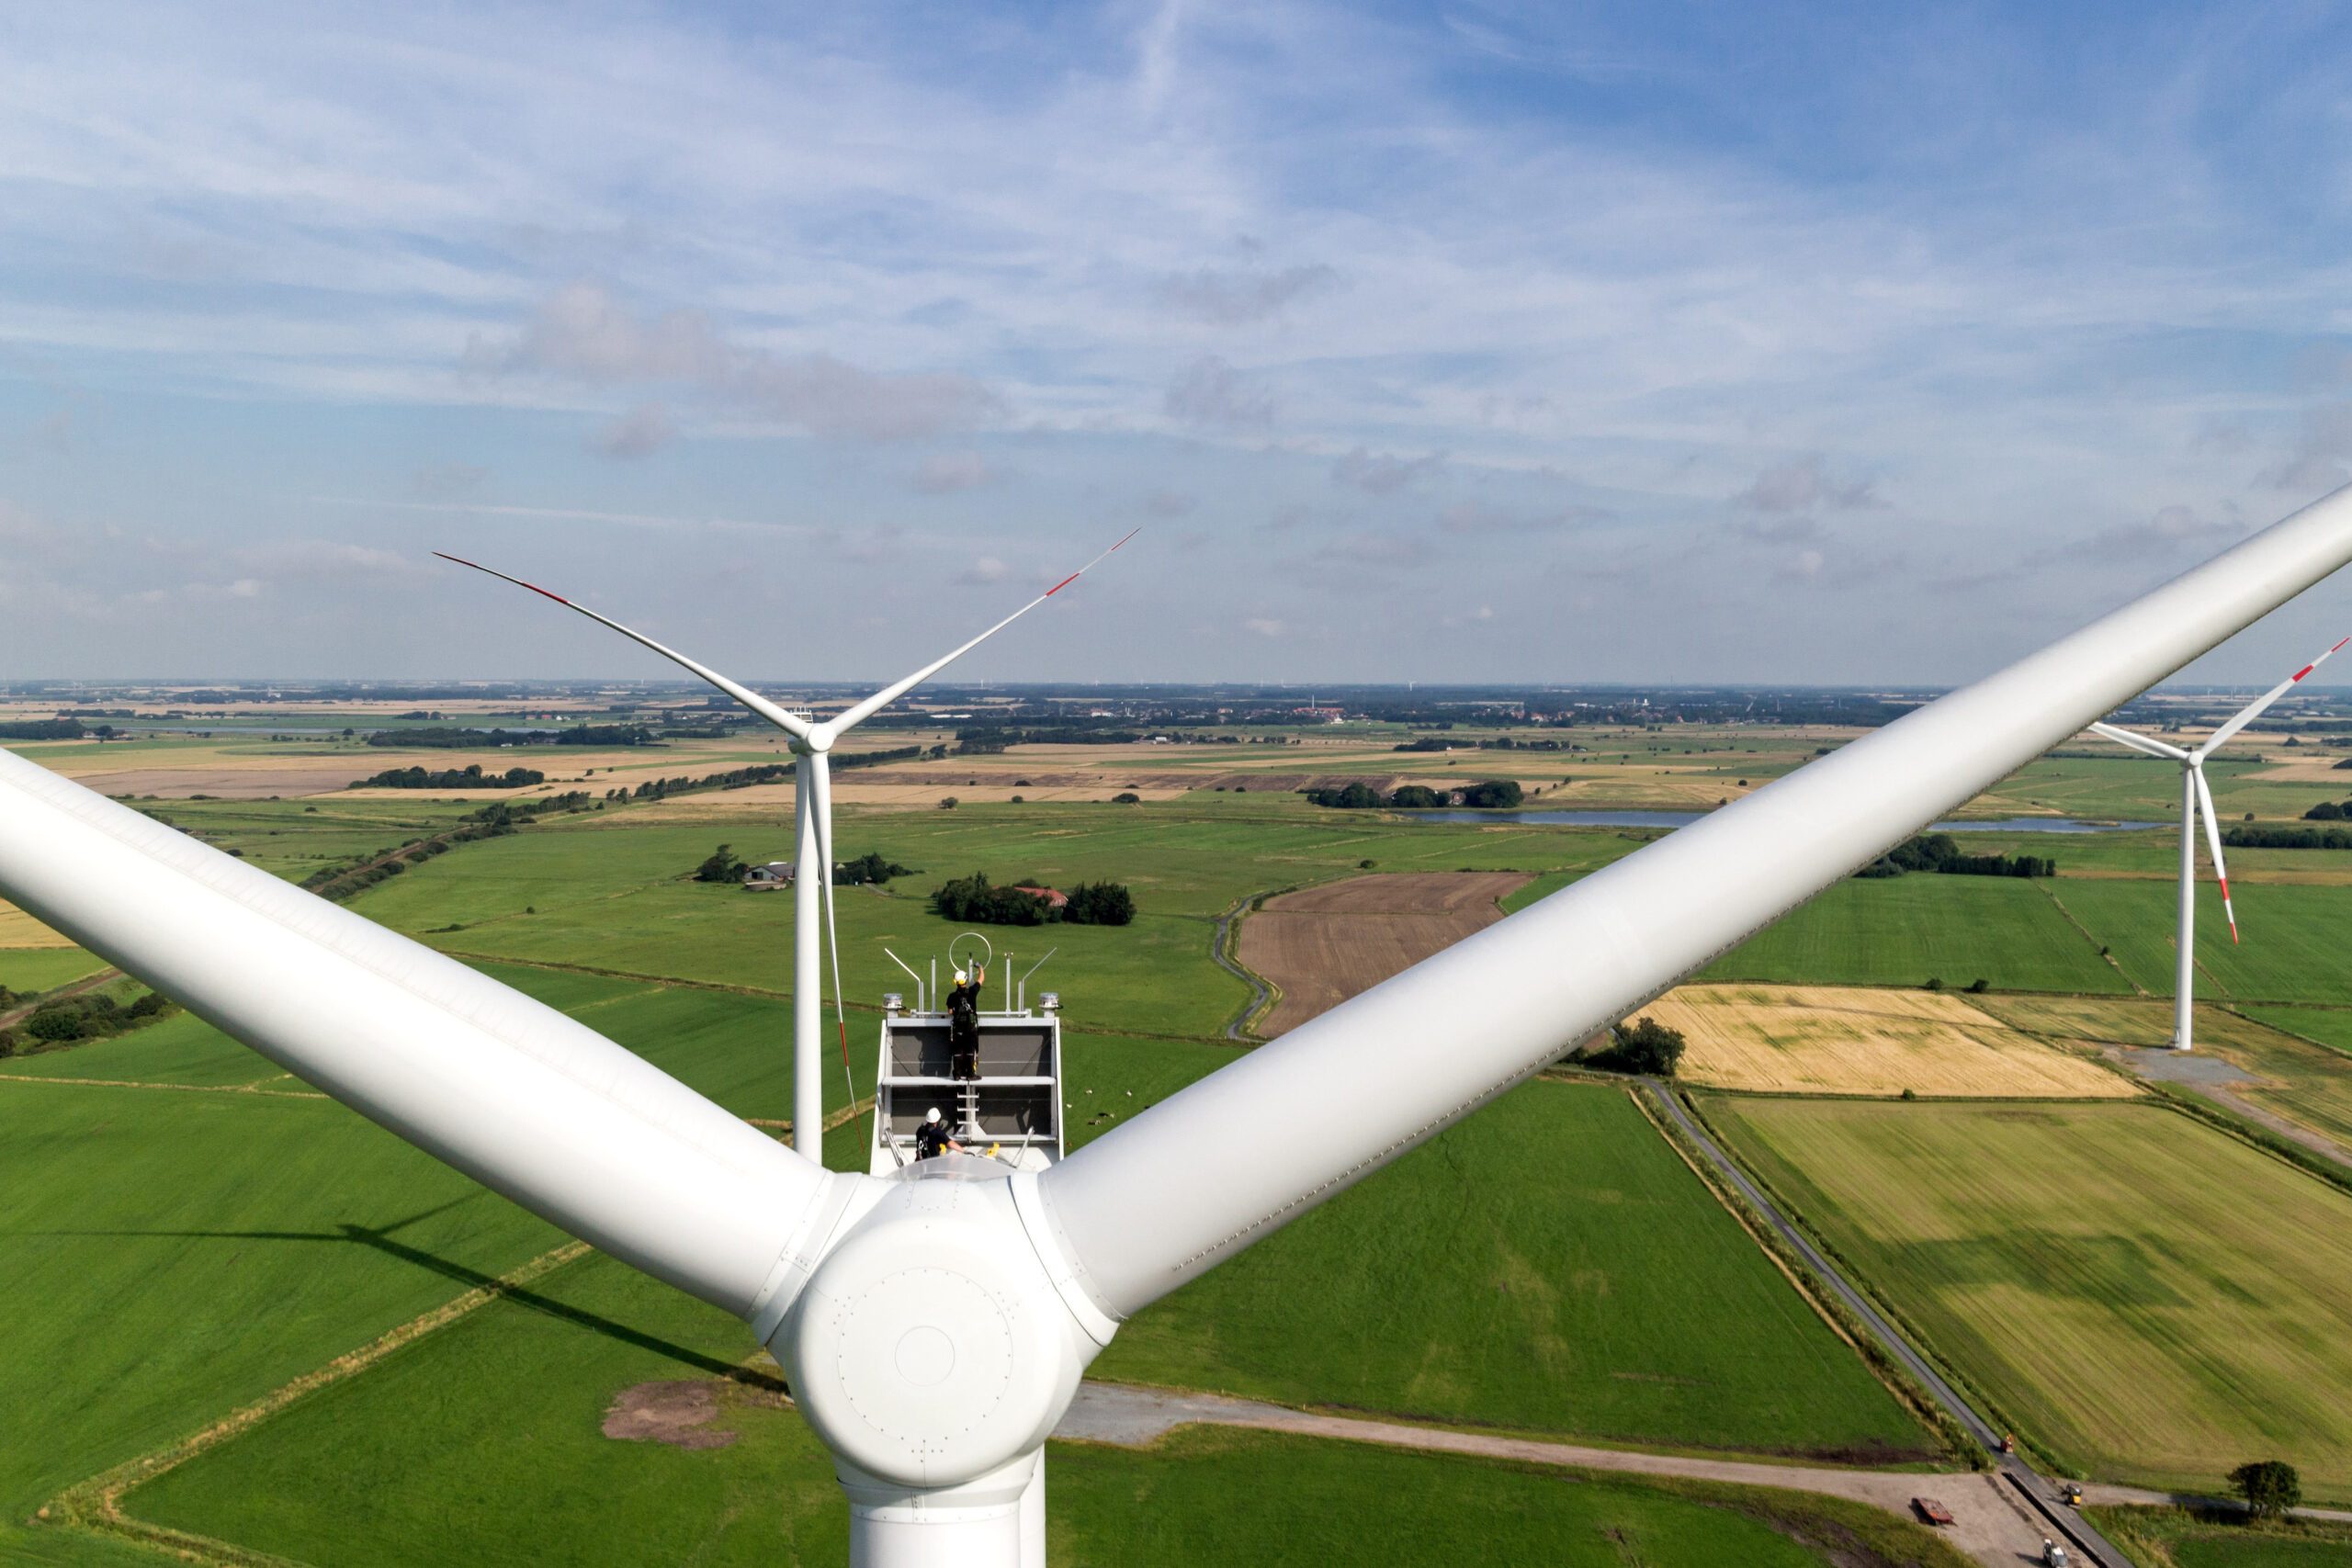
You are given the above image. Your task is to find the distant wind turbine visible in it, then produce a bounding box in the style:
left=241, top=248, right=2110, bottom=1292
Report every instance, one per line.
left=435, top=531, right=1137, bottom=1151
left=2089, top=635, right=2346, bottom=1050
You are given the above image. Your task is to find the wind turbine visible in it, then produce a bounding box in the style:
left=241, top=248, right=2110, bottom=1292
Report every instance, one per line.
left=2089, top=635, right=2346, bottom=1050
left=433, top=530, right=1137, bottom=1156
left=4, top=489, right=2352, bottom=1563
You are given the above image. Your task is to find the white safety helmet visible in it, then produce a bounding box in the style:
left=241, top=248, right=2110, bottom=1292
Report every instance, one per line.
left=954, top=970, right=969, bottom=987
left=925, top=1107, right=942, bottom=1124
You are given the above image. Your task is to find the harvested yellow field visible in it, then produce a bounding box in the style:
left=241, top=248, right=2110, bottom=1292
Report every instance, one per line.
left=1645, top=983, right=2138, bottom=1099
left=0, top=901, right=73, bottom=948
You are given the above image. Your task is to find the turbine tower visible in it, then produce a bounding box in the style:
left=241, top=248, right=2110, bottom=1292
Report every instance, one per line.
left=2089, top=635, right=2346, bottom=1050
left=434, top=530, right=1136, bottom=1156
left=3, top=490, right=2351, bottom=1562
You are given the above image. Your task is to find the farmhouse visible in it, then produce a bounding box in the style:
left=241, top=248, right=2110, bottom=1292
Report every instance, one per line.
left=1013, top=885, right=1069, bottom=910
left=741, top=861, right=795, bottom=891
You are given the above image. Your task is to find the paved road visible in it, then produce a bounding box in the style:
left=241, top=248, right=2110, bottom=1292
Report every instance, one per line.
left=1643, top=1081, right=2137, bottom=1568
left=1056, top=1382, right=2055, bottom=1567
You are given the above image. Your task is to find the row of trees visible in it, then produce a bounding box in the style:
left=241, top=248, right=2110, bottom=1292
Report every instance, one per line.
left=693, top=846, right=921, bottom=886
left=930, top=872, right=1137, bottom=927
left=2227, top=823, right=2352, bottom=850
left=1304, top=779, right=1525, bottom=810
left=352, top=764, right=546, bottom=790
left=616, top=747, right=925, bottom=804
left=1855, top=833, right=2055, bottom=880
left=0, top=988, right=172, bottom=1057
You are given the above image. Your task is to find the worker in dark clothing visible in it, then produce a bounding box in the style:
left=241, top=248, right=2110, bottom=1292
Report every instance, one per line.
left=946, top=964, right=985, bottom=1081
left=913, top=1107, right=962, bottom=1160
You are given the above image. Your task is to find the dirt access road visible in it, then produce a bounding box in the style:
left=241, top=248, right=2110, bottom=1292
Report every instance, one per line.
left=1056, top=1382, right=2056, bottom=1567
left=1236, top=872, right=1530, bottom=1037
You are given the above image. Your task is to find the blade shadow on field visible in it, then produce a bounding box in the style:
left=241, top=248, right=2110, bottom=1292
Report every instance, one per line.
left=31, top=1196, right=767, bottom=1384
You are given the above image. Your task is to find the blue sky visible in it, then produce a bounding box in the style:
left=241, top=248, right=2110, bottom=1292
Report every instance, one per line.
left=8, top=0, right=2352, bottom=683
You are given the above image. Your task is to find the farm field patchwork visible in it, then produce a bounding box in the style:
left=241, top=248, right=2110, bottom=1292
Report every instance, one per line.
left=1707, top=1097, right=2352, bottom=1497
left=1098, top=1080, right=1935, bottom=1460
left=1237, top=871, right=1530, bottom=1035
left=120, top=1249, right=1959, bottom=1568
left=1643, top=984, right=2138, bottom=1099
left=1699, top=876, right=2127, bottom=994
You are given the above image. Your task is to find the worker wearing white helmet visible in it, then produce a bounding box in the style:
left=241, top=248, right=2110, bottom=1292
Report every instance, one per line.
left=946, top=963, right=987, bottom=1082
left=913, top=1105, right=962, bottom=1160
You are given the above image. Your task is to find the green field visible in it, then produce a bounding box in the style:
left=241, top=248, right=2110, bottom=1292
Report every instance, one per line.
left=2090, top=1507, right=2352, bottom=1567
left=1699, top=876, right=2126, bottom=993
left=1099, top=1081, right=1933, bottom=1459
left=2047, top=879, right=2352, bottom=1005
left=0, top=947, right=108, bottom=995
left=1707, top=1097, right=2352, bottom=1496
left=0, top=1081, right=562, bottom=1564
left=123, top=1248, right=1963, bottom=1568
left=335, top=807, right=1637, bottom=1042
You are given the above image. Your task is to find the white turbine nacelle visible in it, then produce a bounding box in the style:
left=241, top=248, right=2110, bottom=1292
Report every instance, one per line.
left=7, top=491, right=2352, bottom=1562
left=2089, top=633, right=2346, bottom=1048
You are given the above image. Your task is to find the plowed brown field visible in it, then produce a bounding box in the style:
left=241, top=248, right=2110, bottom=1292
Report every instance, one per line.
left=1238, top=872, right=1530, bottom=1036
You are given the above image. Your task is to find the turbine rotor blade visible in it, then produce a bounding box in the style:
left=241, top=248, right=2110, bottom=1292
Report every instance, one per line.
left=2191, top=762, right=2239, bottom=943
left=1035, top=484, right=2352, bottom=1323
left=434, top=553, right=813, bottom=742
left=0, top=745, right=837, bottom=1318
left=823, top=528, right=1139, bottom=736
left=2088, top=720, right=2190, bottom=761
left=2205, top=634, right=2350, bottom=751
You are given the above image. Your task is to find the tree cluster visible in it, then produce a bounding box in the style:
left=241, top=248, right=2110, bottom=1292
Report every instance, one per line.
left=1855, top=833, right=2054, bottom=880
left=930, top=872, right=1136, bottom=927
left=1579, top=1016, right=1687, bottom=1077
left=352, top=764, right=546, bottom=790
left=2230, top=1459, right=2301, bottom=1517
left=0, top=718, right=89, bottom=740
left=2303, top=798, right=2352, bottom=820
left=840, top=851, right=916, bottom=886
left=695, top=844, right=750, bottom=883
left=1304, top=779, right=1523, bottom=810
left=4, top=987, right=173, bottom=1057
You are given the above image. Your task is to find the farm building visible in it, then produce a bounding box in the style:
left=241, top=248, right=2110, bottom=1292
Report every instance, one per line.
left=741, top=861, right=795, bottom=891
left=1014, top=885, right=1069, bottom=910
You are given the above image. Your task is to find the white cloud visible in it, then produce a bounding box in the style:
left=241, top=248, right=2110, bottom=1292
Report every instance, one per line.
left=1332, top=446, right=1444, bottom=494
left=1736, top=456, right=1882, bottom=513
left=1159, top=263, right=1339, bottom=325
left=592, top=403, right=675, bottom=459
left=914, top=451, right=994, bottom=492
left=471, top=284, right=1002, bottom=442
left=1165, top=355, right=1273, bottom=428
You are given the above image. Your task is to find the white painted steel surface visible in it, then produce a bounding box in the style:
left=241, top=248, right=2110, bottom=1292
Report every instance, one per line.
left=0, top=744, right=836, bottom=1317
left=795, top=755, right=825, bottom=1152
left=1038, top=484, right=2352, bottom=1320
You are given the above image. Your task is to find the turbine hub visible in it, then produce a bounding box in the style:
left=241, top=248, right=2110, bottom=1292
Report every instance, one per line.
left=773, top=1171, right=1091, bottom=1489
